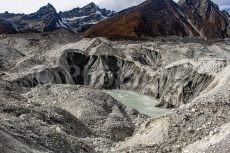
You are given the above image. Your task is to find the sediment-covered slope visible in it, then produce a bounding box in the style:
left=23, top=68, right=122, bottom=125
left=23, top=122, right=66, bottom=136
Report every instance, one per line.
left=1, top=34, right=230, bottom=152
left=0, top=80, right=145, bottom=152
left=24, top=84, right=146, bottom=141
left=0, top=81, right=94, bottom=153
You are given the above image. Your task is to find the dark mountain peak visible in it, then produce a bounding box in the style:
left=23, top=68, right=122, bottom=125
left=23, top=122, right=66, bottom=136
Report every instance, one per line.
left=37, top=3, right=57, bottom=15
left=81, top=2, right=100, bottom=12
left=47, top=3, right=55, bottom=8
left=83, top=2, right=99, bottom=9
left=59, top=2, right=103, bottom=18
left=28, top=3, right=59, bottom=20
left=87, top=2, right=96, bottom=6
left=11, top=3, right=64, bottom=32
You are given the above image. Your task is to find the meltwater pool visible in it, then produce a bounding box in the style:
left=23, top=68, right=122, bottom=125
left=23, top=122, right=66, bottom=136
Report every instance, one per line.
left=105, top=90, right=170, bottom=117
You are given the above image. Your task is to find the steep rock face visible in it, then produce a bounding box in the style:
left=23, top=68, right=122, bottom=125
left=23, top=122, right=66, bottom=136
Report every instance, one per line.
left=179, top=0, right=229, bottom=39
left=85, top=0, right=229, bottom=39
left=156, top=63, right=213, bottom=108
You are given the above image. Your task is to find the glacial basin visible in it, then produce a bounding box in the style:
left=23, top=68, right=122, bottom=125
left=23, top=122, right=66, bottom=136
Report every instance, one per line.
left=105, top=90, right=170, bottom=117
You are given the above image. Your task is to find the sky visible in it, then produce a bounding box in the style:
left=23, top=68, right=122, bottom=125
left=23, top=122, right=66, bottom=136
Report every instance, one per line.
left=0, top=0, right=229, bottom=14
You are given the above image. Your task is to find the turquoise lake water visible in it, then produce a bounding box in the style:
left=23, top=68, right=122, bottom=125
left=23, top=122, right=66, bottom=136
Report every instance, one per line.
left=105, top=90, right=170, bottom=117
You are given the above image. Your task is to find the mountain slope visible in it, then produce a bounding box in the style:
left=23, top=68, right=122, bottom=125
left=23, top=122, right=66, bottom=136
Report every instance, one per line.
left=85, top=0, right=229, bottom=39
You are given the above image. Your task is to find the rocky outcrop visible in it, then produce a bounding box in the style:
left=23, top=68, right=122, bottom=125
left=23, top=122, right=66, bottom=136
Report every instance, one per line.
left=85, top=0, right=229, bottom=39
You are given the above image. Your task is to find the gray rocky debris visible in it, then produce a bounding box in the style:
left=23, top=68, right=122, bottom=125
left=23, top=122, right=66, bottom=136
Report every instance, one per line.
left=1, top=33, right=230, bottom=152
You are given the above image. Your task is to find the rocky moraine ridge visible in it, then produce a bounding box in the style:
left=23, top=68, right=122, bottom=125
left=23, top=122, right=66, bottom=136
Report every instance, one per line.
left=1, top=0, right=230, bottom=153
left=1, top=30, right=230, bottom=152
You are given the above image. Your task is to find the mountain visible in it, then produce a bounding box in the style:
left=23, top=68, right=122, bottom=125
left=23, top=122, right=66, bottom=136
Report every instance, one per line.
left=0, top=0, right=228, bottom=39
left=85, top=0, right=229, bottom=39
left=0, top=3, right=65, bottom=32
left=59, top=2, right=115, bottom=31
left=0, top=3, right=114, bottom=33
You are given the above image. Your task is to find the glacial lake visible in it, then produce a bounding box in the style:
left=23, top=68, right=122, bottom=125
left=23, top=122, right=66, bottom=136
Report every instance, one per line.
left=105, top=90, right=170, bottom=117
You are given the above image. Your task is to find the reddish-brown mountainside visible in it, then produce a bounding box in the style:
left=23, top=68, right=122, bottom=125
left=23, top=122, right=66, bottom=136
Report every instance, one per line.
left=85, top=0, right=229, bottom=39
